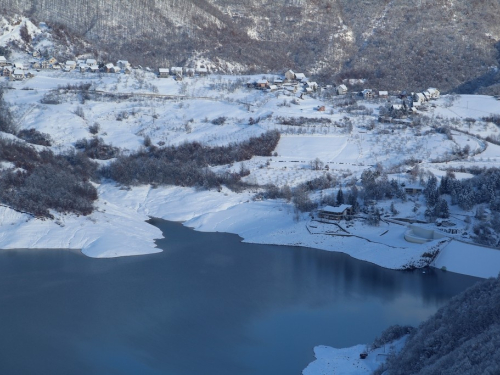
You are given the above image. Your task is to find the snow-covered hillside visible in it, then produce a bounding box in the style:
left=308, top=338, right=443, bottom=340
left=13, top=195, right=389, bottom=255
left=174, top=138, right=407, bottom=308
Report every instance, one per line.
left=1, top=49, right=500, bottom=278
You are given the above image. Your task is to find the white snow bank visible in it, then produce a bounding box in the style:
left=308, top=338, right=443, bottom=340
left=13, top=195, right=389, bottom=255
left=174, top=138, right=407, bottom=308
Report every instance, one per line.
left=432, top=240, right=500, bottom=279
left=303, top=336, right=407, bottom=375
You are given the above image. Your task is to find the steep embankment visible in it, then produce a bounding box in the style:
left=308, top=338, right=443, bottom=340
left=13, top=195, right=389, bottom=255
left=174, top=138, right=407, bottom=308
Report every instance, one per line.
left=381, top=275, right=500, bottom=375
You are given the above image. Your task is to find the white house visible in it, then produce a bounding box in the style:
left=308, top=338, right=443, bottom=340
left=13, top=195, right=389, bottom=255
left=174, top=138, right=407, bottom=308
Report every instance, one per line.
left=306, top=81, right=318, bottom=91
left=361, top=89, right=374, bottom=99
left=426, top=87, right=440, bottom=99
left=65, top=61, right=77, bottom=70
left=86, top=59, right=97, bottom=66
left=391, top=104, right=404, bottom=112
left=196, top=67, right=208, bottom=75
left=379, top=91, right=388, bottom=98
left=0, top=56, right=7, bottom=66
left=318, top=205, right=353, bottom=221
left=413, top=92, right=426, bottom=105
left=116, top=60, right=130, bottom=69
left=336, top=84, right=348, bottom=95
left=158, top=68, right=169, bottom=78
left=103, top=63, right=115, bottom=72
left=284, top=69, right=295, bottom=81
left=294, top=72, right=306, bottom=81
left=13, top=69, right=24, bottom=80
left=171, top=67, right=183, bottom=75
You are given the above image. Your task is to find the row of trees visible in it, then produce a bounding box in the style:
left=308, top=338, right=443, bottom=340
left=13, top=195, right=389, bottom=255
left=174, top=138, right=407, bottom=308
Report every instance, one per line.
left=102, top=131, right=280, bottom=189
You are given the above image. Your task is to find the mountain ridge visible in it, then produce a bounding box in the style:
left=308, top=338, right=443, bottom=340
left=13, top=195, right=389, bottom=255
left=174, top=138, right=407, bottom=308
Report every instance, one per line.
left=1, top=0, right=500, bottom=92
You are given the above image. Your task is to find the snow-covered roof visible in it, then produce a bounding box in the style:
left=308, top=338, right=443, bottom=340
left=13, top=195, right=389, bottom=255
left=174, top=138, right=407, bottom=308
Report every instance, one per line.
left=307, top=81, right=318, bottom=87
left=86, top=59, right=97, bottom=65
left=158, top=68, right=169, bottom=73
left=171, top=67, right=183, bottom=72
left=427, top=88, right=439, bottom=94
left=362, top=89, right=372, bottom=94
left=65, top=61, right=76, bottom=66
left=295, top=73, right=306, bottom=80
left=257, top=79, right=268, bottom=84
left=196, top=67, right=207, bottom=72
left=268, top=85, right=278, bottom=90
left=14, top=62, right=23, bottom=68
left=13, top=69, right=24, bottom=75
left=89, top=65, right=99, bottom=71
left=320, top=205, right=352, bottom=213
left=379, top=91, right=388, bottom=96
left=338, top=84, right=348, bottom=91
left=117, top=60, right=130, bottom=66
left=105, top=63, right=114, bottom=69
left=0, top=56, right=6, bottom=62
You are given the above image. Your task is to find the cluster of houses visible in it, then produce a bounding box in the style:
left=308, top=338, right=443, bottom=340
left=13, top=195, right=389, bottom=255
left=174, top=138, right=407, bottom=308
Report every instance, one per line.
left=0, top=50, right=215, bottom=81
left=246, top=69, right=320, bottom=96
left=0, top=53, right=138, bottom=80
left=158, top=66, right=208, bottom=80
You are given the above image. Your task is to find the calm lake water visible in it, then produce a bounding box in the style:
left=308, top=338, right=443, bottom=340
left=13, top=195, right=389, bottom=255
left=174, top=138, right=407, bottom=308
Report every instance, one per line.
left=0, top=219, right=480, bottom=375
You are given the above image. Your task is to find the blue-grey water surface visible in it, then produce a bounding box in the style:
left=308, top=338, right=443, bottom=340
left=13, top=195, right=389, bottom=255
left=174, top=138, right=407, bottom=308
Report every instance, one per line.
left=0, top=219, right=480, bottom=375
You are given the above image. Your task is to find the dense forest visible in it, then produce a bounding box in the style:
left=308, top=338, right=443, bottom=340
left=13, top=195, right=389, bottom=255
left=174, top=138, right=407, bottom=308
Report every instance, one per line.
left=376, top=275, right=500, bottom=375
left=1, top=0, right=500, bottom=92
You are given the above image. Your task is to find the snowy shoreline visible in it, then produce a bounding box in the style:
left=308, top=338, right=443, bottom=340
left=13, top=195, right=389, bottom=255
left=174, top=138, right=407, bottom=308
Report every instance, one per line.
left=302, top=336, right=408, bottom=375
left=0, top=183, right=498, bottom=279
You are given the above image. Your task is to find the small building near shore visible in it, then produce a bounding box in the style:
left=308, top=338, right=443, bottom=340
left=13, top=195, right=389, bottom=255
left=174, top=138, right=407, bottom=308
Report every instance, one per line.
left=318, top=205, right=353, bottom=221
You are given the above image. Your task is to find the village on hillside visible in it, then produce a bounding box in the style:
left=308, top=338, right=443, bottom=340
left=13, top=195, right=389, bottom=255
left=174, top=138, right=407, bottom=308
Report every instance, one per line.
left=1, top=51, right=445, bottom=123
left=0, top=38, right=500, bottom=277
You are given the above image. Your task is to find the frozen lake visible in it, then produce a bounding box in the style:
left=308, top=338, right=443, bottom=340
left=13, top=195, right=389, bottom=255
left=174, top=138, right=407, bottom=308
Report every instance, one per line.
left=0, top=219, right=480, bottom=374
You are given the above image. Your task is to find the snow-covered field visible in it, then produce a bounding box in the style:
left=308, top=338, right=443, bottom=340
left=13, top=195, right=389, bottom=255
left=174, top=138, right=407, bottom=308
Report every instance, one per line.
left=2, top=43, right=500, bottom=279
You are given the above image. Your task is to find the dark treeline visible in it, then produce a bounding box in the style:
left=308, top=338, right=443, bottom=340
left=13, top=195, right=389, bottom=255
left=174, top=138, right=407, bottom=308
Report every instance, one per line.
left=0, top=138, right=98, bottom=218
left=102, top=131, right=280, bottom=189
left=377, top=275, right=500, bottom=375
left=0, top=130, right=279, bottom=218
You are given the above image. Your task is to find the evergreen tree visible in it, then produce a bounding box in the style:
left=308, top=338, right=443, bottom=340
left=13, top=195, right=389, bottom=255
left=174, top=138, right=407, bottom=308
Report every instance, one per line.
left=434, top=198, right=450, bottom=218
left=424, top=176, right=439, bottom=206
left=336, top=188, right=344, bottom=205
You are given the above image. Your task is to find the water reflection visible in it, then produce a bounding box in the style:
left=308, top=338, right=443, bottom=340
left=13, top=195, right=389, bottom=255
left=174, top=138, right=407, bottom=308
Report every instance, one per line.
left=0, top=219, right=480, bottom=375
